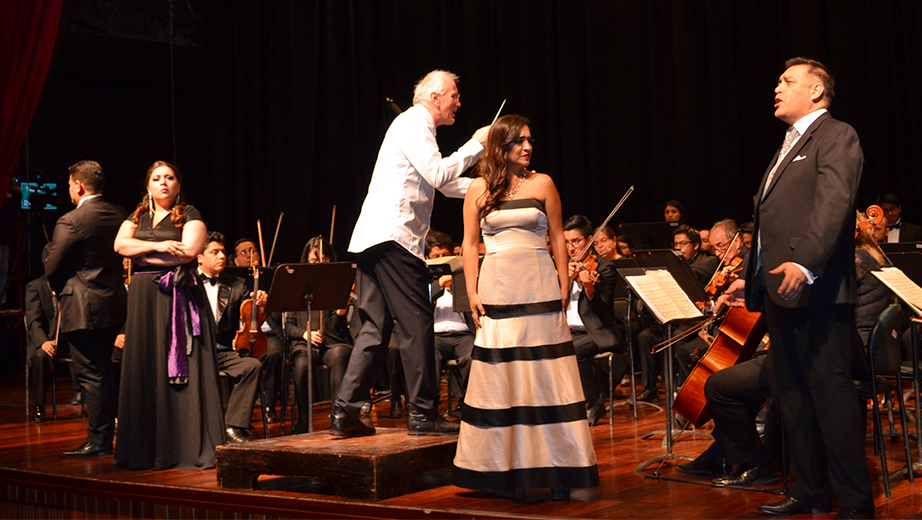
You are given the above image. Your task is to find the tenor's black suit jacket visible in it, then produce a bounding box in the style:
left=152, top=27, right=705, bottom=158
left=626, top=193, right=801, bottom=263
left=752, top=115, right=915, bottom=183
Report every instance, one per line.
left=44, top=196, right=127, bottom=333
left=743, top=111, right=873, bottom=510
left=744, top=112, right=859, bottom=311
left=43, top=195, right=126, bottom=446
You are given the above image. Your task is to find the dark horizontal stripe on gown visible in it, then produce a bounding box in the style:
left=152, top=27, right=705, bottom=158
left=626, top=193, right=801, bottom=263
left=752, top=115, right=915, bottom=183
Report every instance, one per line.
left=461, top=401, right=586, bottom=427
left=451, top=465, right=600, bottom=492
left=482, top=300, right=561, bottom=319
left=472, top=341, right=575, bottom=363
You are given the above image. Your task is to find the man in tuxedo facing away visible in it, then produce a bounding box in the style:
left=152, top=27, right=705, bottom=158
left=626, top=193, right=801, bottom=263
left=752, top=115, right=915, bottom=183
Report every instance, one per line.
left=44, top=160, right=127, bottom=457
left=724, top=58, right=874, bottom=518
left=197, top=231, right=264, bottom=443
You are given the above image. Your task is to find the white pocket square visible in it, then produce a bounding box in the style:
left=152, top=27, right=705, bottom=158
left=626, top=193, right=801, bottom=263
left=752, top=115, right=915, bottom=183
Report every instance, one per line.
left=792, top=155, right=807, bottom=162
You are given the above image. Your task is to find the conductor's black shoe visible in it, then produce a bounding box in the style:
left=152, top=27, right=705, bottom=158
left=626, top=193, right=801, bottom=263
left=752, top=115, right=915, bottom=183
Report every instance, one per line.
left=389, top=399, right=404, bottom=419
left=636, top=388, right=660, bottom=403
left=756, top=497, right=832, bottom=516
left=293, top=417, right=309, bottom=435
left=329, top=407, right=376, bottom=438
left=834, top=507, right=875, bottom=519
left=225, top=427, right=250, bottom=444
left=69, top=393, right=83, bottom=406
left=677, top=456, right=730, bottom=477
left=587, top=405, right=607, bottom=426
left=712, top=462, right=778, bottom=487
left=62, top=441, right=112, bottom=458
left=265, top=408, right=279, bottom=424
left=407, top=412, right=460, bottom=435
left=33, top=405, right=46, bottom=423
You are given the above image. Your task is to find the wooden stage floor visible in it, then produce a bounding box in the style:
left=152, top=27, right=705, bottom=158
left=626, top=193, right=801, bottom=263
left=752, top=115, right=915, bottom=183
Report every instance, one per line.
left=2, top=373, right=922, bottom=519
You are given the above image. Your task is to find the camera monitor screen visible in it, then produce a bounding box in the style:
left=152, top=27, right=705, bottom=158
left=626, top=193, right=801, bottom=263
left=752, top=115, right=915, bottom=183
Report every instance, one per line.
left=20, top=183, right=58, bottom=211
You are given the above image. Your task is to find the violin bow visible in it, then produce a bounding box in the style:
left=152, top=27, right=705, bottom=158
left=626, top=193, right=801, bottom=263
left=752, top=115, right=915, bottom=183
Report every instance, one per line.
left=574, top=185, right=635, bottom=264
left=256, top=220, right=267, bottom=268
left=267, top=212, right=284, bottom=267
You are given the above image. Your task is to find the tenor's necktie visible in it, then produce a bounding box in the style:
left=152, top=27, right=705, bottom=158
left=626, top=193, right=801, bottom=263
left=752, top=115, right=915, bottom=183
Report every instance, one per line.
left=761, top=127, right=800, bottom=201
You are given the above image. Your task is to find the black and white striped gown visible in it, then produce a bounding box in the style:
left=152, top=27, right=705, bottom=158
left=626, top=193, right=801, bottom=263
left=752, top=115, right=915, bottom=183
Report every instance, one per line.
left=451, top=199, right=599, bottom=492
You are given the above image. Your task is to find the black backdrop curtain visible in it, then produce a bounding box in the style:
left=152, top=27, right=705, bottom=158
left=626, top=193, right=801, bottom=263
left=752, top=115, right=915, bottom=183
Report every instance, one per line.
left=19, top=0, right=922, bottom=266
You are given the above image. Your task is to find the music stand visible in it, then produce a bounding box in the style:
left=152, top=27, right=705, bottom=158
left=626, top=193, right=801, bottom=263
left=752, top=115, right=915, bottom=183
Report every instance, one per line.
left=611, top=261, right=664, bottom=418
left=265, top=262, right=356, bottom=433
left=617, top=222, right=678, bottom=250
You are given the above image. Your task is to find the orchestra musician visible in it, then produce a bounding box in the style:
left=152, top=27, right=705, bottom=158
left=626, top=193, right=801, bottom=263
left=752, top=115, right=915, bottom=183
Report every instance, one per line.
left=331, top=69, right=490, bottom=437
left=562, top=215, right=626, bottom=426
left=196, top=231, right=264, bottom=443
left=594, top=226, right=622, bottom=260
left=233, top=238, right=261, bottom=267
left=44, top=160, right=127, bottom=458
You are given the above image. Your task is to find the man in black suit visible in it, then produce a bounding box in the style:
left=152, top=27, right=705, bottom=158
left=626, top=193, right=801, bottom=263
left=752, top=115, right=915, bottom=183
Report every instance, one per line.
left=877, top=193, right=922, bottom=243
left=562, top=215, right=626, bottom=426
left=197, top=231, right=264, bottom=443
left=43, top=160, right=127, bottom=457
left=724, top=57, right=873, bottom=517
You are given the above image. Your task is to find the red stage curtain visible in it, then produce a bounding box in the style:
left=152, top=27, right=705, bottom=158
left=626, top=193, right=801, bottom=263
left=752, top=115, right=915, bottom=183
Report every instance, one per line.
left=0, top=0, right=63, bottom=197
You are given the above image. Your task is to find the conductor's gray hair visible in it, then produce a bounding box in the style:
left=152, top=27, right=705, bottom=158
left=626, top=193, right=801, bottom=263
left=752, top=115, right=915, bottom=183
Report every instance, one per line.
left=413, top=70, right=459, bottom=106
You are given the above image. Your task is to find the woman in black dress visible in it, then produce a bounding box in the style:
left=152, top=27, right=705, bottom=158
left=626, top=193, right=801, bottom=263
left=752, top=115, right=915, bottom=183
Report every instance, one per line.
left=113, top=160, right=224, bottom=469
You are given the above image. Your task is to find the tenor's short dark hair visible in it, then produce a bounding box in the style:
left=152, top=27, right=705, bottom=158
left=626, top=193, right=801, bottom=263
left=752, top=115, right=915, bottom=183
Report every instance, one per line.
left=563, top=215, right=593, bottom=239
left=207, top=231, right=226, bottom=246
left=425, top=229, right=454, bottom=257
left=68, top=160, right=105, bottom=193
left=674, top=224, right=701, bottom=245
left=785, top=57, right=835, bottom=105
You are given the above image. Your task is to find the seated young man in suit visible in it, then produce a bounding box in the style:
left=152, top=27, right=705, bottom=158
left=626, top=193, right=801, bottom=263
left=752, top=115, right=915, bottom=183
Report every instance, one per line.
left=426, top=230, right=475, bottom=417
left=197, top=231, right=264, bottom=443
left=562, top=215, right=627, bottom=426
left=877, top=193, right=922, bottom=243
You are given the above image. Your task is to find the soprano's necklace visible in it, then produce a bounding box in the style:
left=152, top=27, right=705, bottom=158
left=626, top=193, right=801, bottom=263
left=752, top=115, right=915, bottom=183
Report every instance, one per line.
left=504, top=170, right=530, bottom=199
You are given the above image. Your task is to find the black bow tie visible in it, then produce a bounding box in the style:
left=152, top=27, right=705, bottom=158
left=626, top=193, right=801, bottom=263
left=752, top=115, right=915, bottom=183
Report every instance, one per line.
left=201, top=273, right=220, bottom=285
left=888, top=221, right=900, bottom=230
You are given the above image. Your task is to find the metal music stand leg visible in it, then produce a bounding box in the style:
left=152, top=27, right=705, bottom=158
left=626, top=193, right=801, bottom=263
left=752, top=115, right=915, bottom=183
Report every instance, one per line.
left=611, top=292, right=663, bottom=417
left=306, top=297, right=314, bottom=433
left=279, top=312, right=289, bottom=434
left=635, top=324, right=696, bottom=471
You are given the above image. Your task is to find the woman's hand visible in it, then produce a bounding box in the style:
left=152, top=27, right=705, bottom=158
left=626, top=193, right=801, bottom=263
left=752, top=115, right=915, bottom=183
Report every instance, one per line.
left=469, top=292, right=486, bottom=329
left=560, top=286, right=570, bottom=311
left=156, top=240, right=186, bottom=257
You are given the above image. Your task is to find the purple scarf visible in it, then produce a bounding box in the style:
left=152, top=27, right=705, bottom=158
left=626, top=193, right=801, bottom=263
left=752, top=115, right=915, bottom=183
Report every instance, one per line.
left=138, top=268, right=202, bottom=384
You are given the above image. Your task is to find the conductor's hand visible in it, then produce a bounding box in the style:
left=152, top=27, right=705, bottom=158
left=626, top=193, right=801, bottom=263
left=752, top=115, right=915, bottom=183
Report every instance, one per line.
left=469, top=292, right=486, bottom=329
left=721, top=279, right=746, bottom=308
left=770, top=262, right=807, bottom=302
left=114, top=333, right=125, bottom=349
left=40, top=340, right=56, bottom=357
left=472, top=125, right=491, bottom=147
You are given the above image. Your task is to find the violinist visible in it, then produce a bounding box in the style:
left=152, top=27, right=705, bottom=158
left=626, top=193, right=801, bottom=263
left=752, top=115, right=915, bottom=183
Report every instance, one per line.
left=563, top=215, right=626, bottom=426
left=594, top=226, right=622, bottom=260
left=197, top=231, right=265, bottom=444
left=233, top=238, right=261, bottom=267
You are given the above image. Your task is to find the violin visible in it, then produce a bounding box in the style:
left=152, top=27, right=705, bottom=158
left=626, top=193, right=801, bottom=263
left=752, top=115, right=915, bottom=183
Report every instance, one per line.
left=233, top=251, right=268, bottom=357
left=856, top=204, right=884, bottom=239
left=705, top=256, right=743, bottom=298
left=570, top=251, right=601, bottom=298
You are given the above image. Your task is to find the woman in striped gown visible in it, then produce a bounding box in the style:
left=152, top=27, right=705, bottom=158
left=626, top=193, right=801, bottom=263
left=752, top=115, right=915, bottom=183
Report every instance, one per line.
left=451, top=115, right=599, bottom=501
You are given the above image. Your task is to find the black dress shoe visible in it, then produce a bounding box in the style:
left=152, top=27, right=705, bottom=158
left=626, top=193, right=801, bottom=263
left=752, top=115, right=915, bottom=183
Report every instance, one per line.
left=265, top=408, right=280, bottom=424
left=69, top=393, right=83, bottom=406
left=677, top=457, right=730, bottom=477
left=62, top=441, right=112, bottom=458
left=293, top=417, right=309, bottom=434
left=33, top=405, right=46, bottom=423
left=636, top=388, right=660, bottom=403
left=757, top=497, right=832, bottom=516
left=389, top=399, right=404, bottom=419
left=587, top=405, right=607, bottom=426
left=225, top=427, right=251, bottom=444
left=712, top=462, right=778, bottom=487
left=360, top=401, right=372, bottom=416
left=407, top=412, right=460, bottom=435
left=329, top=407, right=376, bottom=438
left=834, top=507, right=875, bottom=519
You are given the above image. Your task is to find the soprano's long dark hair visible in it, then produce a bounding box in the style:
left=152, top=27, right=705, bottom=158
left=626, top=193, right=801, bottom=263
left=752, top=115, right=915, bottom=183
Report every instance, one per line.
left=129, top=160, right=189, bottom=227
left=477, top=114, right=530, bottom=218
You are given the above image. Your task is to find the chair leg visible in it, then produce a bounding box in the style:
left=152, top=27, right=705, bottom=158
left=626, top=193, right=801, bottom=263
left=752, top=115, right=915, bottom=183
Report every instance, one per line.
left=25, top=361, right=30, bottom=419
left=869, top=371, right=891, bottom=498
left=51, top=361, right=57, bottom=420
left=896, top=371, right=915, bottom=484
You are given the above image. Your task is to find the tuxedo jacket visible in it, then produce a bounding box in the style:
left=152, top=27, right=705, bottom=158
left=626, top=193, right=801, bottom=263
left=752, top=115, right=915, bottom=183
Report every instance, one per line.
left=43, top=196, right=128, bottom=333
left=24, top=276, right=56, bottom=350
left=745, top=112, right=862, bottom=310
left=205, top=272, right=248, bottom=348
left=894, top=221, right=922, bottom=243
left=575, top=256, right=621, bottom=352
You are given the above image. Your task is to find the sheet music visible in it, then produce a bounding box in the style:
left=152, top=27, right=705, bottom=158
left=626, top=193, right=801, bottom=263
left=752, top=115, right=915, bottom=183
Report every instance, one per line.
left=625, top=269, right=704, bottom=324
left=872, top=267, right=922, bottom=315
left=425, top=255, right=463, bottom=272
